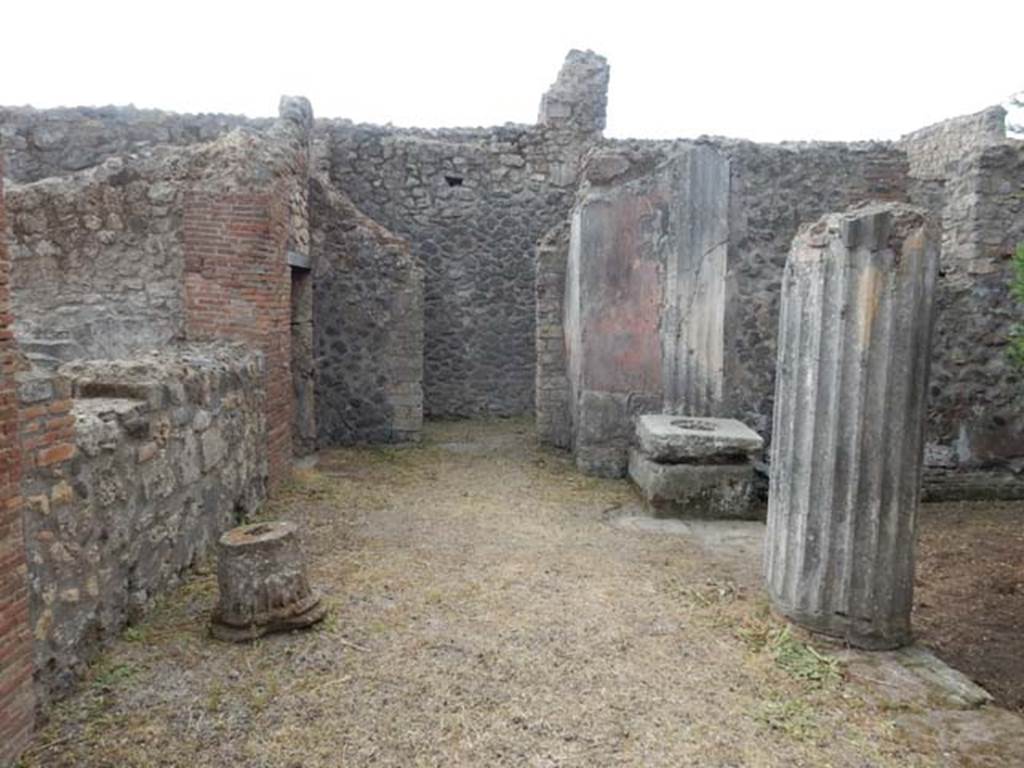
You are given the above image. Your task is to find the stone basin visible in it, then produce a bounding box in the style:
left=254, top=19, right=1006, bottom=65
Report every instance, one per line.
left=636, top=414, right=763, bottom=463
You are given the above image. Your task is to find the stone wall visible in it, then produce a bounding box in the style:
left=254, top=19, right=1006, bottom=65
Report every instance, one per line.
left=0, top=167, right=35, bottom=768
left=537, top=48, right=610, bottom=136
left=183, top=191, right=292, bottom=485
left=291, top=263, right=316, bottom=455
left=895, top=106, right=1024, bottom=495
left=0, top=100, right=312, bottom=729
left=19, top=343, right=265, bottom=703
left=4, top=103, right=312, bottom=487
left=1, top=51, right=609, bottom=439
left=564, top=144, right=732, bottom=475
left=0, top=105, right=265, bottom=184
left=551, top=138, right=909, bottom=475
left=926, top=141, right=1024, bottom=497
left=315, top=50, right=608, bottom=418
left=545, top=121, right=1024, bottom=494
left=6, top=157, right=186, bottom=362
left=310, top=177, right=423, bottom=444
left=0, top=56, right=1021, bottom=499
left=277, top=98, right=317, bottom=457
left=900, top=106, right=1007, bottom=182
left=715, top=138, right=910, bottom=434
left=177, top=105, right=310, bottom=487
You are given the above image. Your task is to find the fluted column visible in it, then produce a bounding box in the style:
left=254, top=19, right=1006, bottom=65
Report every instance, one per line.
left=765, top=203, right=938, bottom=649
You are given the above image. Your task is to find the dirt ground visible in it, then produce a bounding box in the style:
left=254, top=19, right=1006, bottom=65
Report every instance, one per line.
left=914, top=501, right=1024, bottom=713
left=18, top=420, right=1024, bottom=767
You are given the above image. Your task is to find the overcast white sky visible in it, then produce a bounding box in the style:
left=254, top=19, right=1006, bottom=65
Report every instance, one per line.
left=5, top=1, right=1023, bottom=142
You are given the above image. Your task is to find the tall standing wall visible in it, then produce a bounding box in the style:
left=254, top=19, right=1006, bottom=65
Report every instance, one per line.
left=716, top=139, right=910, bottom=435
left=316, top=50, right=608, bottom=419
left=922, top=142, right=1024, bottom=494
left=900, top=106, right=1007, bottom=182
left=0, top=166, right=35, bottom=768
left=0, top=106, right=268, bottom=184
left=564, top=145, right=731, bottom=476
left=6, top=159, right=187, bottom=361
left=310, top=178, right=424, bottom=444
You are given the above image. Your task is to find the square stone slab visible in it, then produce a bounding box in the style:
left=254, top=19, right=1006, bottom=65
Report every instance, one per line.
left=636, top=415, right=763, bottom=463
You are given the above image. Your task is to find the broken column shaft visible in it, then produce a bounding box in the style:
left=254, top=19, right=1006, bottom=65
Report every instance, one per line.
left=211, top=521, right=326, bottom=642
left=764, top=203, right=938, bottom=649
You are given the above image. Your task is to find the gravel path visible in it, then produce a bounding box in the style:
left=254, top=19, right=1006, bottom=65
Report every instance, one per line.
left=21, top=420, right=995, bottom=766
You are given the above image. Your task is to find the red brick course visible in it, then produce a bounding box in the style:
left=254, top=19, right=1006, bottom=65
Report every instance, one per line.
left=17, top=385, right=74, bottom=479
left=183, top=192, right=293, bottom=487
left=0, top=169, right=35, bottom=766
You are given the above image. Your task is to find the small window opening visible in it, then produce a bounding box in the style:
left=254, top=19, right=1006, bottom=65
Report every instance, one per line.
left=444, top=174, right=464, bottom=187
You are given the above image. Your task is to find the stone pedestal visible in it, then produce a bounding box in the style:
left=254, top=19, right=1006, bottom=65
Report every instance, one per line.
left=628, top=415, right=763, bottom=519
left=764, top=203, right=938, bottom=650
left=210, top=521, right=326, bottom=642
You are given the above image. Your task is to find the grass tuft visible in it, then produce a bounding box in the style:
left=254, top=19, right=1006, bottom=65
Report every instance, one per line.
left=740, top=619, right=843, bottom=686
left=755, top=697, right=820, bottom=741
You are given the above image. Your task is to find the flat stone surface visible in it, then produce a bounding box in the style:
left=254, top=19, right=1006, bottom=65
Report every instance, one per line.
left=837, top=645, right=994, bottom=710
left=628, top=449, right=760, bottom=520
left=636, top=414, right=764, bottom=463
left=893, top=707, right=1024, bottom=766
left=611, top=515, right=766, bottom=573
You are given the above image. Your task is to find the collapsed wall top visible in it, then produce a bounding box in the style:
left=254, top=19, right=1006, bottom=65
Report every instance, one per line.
left=538, top=49, right=610, bottom=135
left=277, top=95, right=313, bottom=134
left=899, top=105, right=1007, bottom=181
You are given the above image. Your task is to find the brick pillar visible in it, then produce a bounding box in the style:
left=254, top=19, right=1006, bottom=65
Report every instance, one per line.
left=184, top=192, right=293, bottom=486
left=0, top=170, right=35, bottom=765
left=535, top=221, right=572, bottom=449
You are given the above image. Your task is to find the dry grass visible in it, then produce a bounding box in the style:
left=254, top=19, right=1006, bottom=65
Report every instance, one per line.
left=21, top=419, right=943, bottom=767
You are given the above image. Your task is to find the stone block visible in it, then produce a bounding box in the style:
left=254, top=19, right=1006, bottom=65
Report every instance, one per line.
left=628, top=449, right=759, bottom=520
left=50, top=481, right=74, bottom=507
left=201, top=428, right=226, bottom=471
left=17, top=371, right=55, bottom=404
left=636, top=415, right=763, bottom=463
left=573, top=390, right=659, bottom=477
left=136, top=441, right=159, bottom=464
